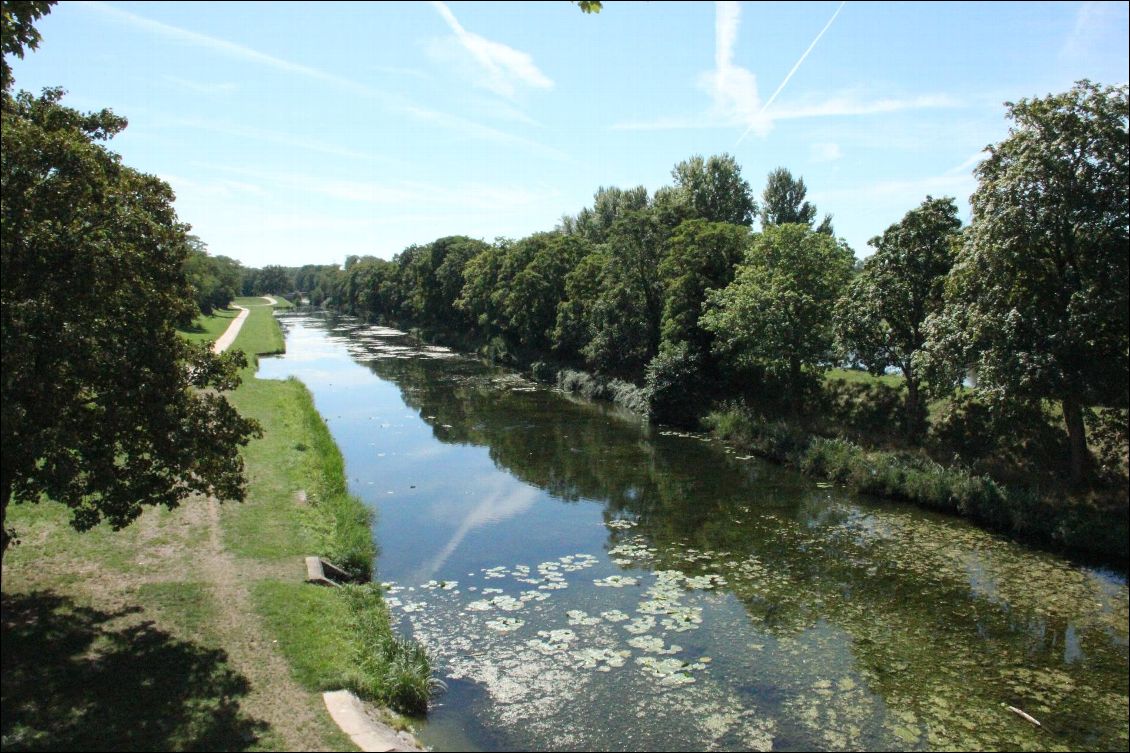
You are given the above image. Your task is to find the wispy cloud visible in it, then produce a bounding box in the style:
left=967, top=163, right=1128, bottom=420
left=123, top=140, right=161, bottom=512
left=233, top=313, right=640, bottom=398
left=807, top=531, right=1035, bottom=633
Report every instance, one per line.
left=814, top=173, right=976, bottom=204
left=199, top=164, right=562, bottom=213
left=162, top=76, right=238, bottom=95
left=612, top=2, right=954, bottom=136
left=86, top=2, right=563, bottom=160
left=393, top=103, right=569, bottom=161
left=84, top=1, right=381, bottom=98
left=1060, top=1, right=1129, bottom=65
left=737, top=0, right=846, bottom=144
left=810, top=142, right=843, bottom=163
left=157, top=115, right=406, bottom=165
left=945, top=149, right=989, bottom=176
left=771, top=93, right=961, bottom=120
left=427, top=1, right=553, bottom=99
left=697, top=1, right=768, bottom=134
left=611, top=92, right=960, bottom=131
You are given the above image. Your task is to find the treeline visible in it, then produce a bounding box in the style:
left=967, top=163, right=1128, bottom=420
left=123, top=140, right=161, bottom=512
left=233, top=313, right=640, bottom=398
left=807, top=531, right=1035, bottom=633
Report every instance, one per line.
left=245, top=82, right=1128, bottom=498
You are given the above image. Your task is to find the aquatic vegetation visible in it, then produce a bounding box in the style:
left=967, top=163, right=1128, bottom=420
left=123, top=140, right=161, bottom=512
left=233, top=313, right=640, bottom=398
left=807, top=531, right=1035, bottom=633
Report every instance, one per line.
left=594, top=575, right=639, bottom=588
left=485, top=617, right=524, bottom=633
left=628, top=635, right=682, bottom=654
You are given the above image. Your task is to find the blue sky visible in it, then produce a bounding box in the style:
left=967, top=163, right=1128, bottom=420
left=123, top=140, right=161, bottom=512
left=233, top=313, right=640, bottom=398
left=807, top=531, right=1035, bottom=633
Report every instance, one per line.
left=9, top=1, right=1129, bottom=268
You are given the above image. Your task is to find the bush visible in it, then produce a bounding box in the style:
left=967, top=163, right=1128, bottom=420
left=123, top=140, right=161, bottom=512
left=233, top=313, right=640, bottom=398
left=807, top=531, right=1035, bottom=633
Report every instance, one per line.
left=645, top=343, right=704, bottom=426
left=557, top=369, right=650, bottom=415
left=1086, top=407, right=1129, bottom=481
left=821, top=378, right=906, bottom=442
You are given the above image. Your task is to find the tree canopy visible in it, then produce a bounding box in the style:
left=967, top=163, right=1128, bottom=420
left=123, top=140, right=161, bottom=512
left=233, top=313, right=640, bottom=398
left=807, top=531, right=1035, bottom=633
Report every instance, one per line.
left=702, top=224, right=854, bottom=409
left=920, top=80, right=1129, bottom=481
left=1, top=9, right=260, bottom=554
left=836, top=196, right=962, bottom=437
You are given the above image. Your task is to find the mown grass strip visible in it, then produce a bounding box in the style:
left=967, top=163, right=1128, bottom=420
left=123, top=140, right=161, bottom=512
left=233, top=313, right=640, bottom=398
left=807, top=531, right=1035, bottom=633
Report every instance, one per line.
left=223, top=300, right=434, bottom=715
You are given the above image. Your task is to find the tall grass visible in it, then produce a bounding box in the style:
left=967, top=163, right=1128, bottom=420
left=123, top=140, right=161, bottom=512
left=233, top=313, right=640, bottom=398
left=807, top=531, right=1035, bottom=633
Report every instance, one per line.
left=704, top=406, right=1129, bottom=563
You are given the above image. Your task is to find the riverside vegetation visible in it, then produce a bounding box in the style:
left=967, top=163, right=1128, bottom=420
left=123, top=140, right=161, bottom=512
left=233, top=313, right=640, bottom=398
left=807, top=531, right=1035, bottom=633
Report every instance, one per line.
left=2, top=298, right=431, bottom=751
left=238, top=83, right=1128, bottom=566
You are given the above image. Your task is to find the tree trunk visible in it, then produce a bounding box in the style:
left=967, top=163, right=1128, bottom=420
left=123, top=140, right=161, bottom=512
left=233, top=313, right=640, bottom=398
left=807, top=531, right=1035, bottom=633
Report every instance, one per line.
left=1061, top=396, right=1090, bottom=485
left=1, top=478, right=11, bottom=562
left=904, top=376, right=923, bottom=442
left=789, top=355, right=802, bottom=416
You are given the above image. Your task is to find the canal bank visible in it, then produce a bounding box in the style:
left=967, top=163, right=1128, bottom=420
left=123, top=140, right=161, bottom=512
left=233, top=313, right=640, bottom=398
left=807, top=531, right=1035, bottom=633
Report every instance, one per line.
left=261, top=309, right=1129, bottom=752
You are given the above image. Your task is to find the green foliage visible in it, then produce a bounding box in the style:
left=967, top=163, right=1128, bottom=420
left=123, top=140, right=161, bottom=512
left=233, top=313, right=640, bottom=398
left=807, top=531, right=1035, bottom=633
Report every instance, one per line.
left=702, top=224, right=854, bottom=408
left=820, top=378, right=906, bottom=443
left=835, top=196, right=961, bottom=438
left=559, top=185, right=648, bottom=243
left=659, top=219, right=748, bottom=354
left=1085, top=408, right=1128, bottom=480
left=182, top=236, right=243, bottom=316
left=244, top=264, right=293, bottom=296
left=552, top=249, right=608, bottom=361
left=581, top=211, right=667, bottom=377
left=920, top=81, right=1128, bottom=480
left=501, top=233, right=589, bottom=352
left=0, top=0, right=54, bottom=92
left=759, top=167, right=833, bottom=234
left=644, top=341, right=704, bottom=426
left=1, top=85, right=260, bottom=552
left=340, top=584, right=438, bottom=715
left=669, top=153, right=757, bottom=226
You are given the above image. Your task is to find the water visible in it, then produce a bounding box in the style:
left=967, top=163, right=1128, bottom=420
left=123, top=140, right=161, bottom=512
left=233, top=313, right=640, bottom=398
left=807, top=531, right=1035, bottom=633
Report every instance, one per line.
left=259, top=310, right=1128, bottom=752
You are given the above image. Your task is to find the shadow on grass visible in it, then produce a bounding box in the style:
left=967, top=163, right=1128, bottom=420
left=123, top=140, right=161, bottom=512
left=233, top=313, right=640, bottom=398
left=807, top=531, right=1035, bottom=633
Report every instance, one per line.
left=1, top=590, right=268, bottom=751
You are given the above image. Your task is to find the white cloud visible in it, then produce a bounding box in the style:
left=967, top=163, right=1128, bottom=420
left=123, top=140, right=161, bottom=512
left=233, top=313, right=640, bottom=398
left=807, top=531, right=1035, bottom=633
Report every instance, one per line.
left=612, top=3, right=955, bottom=136
left=698, top=1, right=770, bottom=135
left=428, top=1, right=553, bottom=99
left=810, top=142, right=843, bottom=163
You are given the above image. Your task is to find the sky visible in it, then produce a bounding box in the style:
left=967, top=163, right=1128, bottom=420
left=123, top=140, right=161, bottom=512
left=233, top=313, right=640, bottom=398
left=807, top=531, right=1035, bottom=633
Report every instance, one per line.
left=9, top=1, right=1129, bottom=268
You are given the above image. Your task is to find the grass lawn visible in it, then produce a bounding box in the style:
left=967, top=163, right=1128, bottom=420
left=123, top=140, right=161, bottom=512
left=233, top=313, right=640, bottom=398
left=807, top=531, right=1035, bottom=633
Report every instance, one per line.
left=2, top=296, right=371, bottom=752
left=825, top=366, right=906, bottom=388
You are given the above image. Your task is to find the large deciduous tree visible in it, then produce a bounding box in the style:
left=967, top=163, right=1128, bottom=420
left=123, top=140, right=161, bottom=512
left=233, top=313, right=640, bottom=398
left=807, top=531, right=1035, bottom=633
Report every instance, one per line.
left=1, top=13, right=260, bottom=556
left=759, top=167, right=833, bottom=235
left=670, top=154, right=758, bottom=227
left=920, top=81, right=1128, bottom=482
left=836, top=197, right=961, bottom=439
left=702, top=224, right=854, bottom=411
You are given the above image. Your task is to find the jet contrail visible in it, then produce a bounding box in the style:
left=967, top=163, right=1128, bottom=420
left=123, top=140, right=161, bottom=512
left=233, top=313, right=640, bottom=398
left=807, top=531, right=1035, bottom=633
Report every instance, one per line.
left=737, top=0, right=847, bottom=144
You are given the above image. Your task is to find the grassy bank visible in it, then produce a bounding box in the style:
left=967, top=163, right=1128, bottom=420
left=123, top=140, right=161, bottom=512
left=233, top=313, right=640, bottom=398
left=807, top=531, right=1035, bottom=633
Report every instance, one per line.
left=2, top=297, right=429, bottom=752
left=705, top=406, right=1129, bottom=566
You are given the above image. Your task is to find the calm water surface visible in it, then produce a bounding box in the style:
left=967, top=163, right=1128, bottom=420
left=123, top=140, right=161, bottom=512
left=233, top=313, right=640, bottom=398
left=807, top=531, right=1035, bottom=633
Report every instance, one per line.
left=259, top=310, right=1128, bottom=752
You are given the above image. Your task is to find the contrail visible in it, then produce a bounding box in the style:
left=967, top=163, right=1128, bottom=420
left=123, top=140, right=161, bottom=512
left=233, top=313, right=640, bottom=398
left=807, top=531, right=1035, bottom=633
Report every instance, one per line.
left=737, top=0, right=847, bottom=144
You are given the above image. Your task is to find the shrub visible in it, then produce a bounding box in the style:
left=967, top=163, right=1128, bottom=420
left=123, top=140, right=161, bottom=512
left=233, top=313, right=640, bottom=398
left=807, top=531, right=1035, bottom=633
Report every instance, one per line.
left=645, top=342, right=704, bottom=426
left=821, top=378, right=906, bottom=442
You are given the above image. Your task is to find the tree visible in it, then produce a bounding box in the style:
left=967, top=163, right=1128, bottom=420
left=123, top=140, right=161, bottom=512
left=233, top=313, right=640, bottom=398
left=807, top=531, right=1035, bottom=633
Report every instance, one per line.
left=702, top=224, right=854, bottom=411
left=658, top=219, right=749, bottom=355
left=836, top=197, right=961, bottom=438
left=670, top=154, right=758, bottom=226
left=760, top=167, right=833, bottom=235
left=2, top=12, right=260, bottom=556
left=919, top=81, right=1128, bottom=482
left=582, top=210, right=667, bottom=377
left=0, top=0, right=53, bottom=91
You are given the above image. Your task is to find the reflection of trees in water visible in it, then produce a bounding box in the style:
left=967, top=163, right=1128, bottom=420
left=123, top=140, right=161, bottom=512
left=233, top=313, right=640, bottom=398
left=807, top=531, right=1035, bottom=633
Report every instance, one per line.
left=319, top=313, right=1127, bottom=751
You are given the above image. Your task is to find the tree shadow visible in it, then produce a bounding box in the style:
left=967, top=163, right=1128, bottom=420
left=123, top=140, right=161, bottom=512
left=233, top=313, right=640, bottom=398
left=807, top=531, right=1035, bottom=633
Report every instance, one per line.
left=1, top=590, right=269, bottom=751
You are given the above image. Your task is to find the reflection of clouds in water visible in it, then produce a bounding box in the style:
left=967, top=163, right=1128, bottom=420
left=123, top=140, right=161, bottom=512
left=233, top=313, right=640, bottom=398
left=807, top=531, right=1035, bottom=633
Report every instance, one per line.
left=417, top=480, right=539, bottom=581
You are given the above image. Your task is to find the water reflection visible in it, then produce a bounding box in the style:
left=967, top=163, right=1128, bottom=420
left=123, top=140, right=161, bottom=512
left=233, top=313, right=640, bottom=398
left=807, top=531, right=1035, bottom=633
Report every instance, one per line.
left=260, top=311, right=1128, bottom=752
